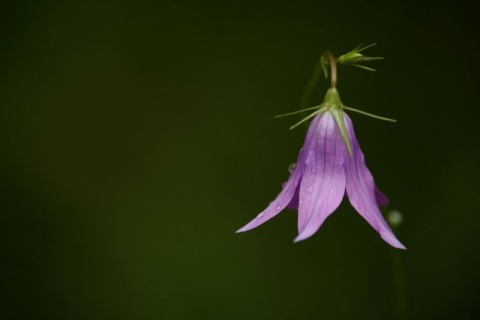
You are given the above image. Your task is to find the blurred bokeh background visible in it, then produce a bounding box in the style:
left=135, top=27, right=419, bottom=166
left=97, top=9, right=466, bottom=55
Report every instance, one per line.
left=1, top=0, right=479, bottom=319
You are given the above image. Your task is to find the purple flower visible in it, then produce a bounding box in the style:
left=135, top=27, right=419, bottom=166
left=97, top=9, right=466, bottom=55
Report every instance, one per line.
left=237, top=110, right=406, bottom=249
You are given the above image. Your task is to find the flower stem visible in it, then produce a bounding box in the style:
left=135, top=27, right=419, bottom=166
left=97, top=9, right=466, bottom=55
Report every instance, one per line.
left=323, top=50, right=337, bottom=88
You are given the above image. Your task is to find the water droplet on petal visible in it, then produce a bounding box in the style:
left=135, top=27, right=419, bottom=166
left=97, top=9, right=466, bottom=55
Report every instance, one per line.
left=329, top=189, right=334, bottom=193
left=275, top=204, right=282, bottom=210
left=257, top=212, right=265, bottom=218
left=288, top=163, right=296, bottom=173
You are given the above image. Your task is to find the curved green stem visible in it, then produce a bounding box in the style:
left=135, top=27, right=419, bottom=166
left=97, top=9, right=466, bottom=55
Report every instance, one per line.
left=323, top=50, right=337, bottom=88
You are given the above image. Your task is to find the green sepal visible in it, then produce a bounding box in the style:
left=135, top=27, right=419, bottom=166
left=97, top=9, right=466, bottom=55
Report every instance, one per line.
left=330, top=108, right=352, bottom=156
left=343, top=106, right=397, bottom=122
left=275, top=105, right=323, bottom=118
left=289, top=107, right=326, bottom=130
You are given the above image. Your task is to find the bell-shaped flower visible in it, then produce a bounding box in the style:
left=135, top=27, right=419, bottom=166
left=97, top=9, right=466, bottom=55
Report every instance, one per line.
left=237, top=88, right=405, bottom=249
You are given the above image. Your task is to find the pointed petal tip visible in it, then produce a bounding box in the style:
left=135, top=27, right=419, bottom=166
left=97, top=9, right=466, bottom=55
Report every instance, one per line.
left=235, top=225, right=251, bottom=233
left=293, top=231, right=313, bottom=243
left=293, top=236, right=303, bottom=243
left=381, top=232, right=407, bottom=250
left=392, top=242, right=407, bottom=250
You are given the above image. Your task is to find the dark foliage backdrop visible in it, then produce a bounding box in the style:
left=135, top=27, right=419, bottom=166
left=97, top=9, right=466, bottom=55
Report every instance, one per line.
left=1, top=1, right=479, bottom=319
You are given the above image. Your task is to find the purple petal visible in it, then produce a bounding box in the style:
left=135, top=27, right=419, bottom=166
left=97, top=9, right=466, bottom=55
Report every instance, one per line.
left=375, top=187, right=389, bottom=206
left=343, top=113, right=406, bottom=249
left=236, top=114, right=322, bottom=233
left=283, top=182, right=299, bottom=210
left=295, top=112, right=346, bottom=242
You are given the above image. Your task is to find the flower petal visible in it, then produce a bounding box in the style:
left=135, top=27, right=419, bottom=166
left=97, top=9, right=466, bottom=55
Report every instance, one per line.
left=375, top=186, right=389, bottom=206
left=295, top=112, right=346, bottom=242
left=343, top=113, right=406, bottom=249
left=236, top=114, right=322, bottom=233
left=284, top=182, right=299, bottom=210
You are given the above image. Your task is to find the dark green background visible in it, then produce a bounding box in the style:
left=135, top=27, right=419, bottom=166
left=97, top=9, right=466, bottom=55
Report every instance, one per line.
left=1, top=1, right=479, bottom=319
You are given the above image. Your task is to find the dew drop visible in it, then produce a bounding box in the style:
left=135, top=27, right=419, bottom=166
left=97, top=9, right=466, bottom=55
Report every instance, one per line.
left=276, top=204, right=282, bottom=210
left=257, top=212, right=265, bottom=218
left=288, top=163, right=296, bottom=173
left=329, top=189, right=334, bottom=193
